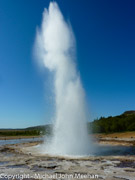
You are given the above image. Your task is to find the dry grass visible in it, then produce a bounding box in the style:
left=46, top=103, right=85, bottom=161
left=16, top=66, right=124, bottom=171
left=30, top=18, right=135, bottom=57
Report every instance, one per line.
left=0, top=135, right=41, bottom=140
left=95, top=131, right=135, bottom=139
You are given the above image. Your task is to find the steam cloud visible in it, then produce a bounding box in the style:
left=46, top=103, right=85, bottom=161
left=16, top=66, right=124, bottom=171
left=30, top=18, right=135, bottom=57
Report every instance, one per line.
left=35, top=2, right=93, bottom=155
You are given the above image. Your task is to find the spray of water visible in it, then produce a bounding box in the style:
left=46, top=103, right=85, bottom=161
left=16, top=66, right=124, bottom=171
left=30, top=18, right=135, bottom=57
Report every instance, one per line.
left=35, top=2, right=93, bottom=156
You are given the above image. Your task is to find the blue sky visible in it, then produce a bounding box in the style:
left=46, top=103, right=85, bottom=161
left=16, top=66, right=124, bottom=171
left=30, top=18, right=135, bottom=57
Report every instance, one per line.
left=0, top=0, right=135, bottom=128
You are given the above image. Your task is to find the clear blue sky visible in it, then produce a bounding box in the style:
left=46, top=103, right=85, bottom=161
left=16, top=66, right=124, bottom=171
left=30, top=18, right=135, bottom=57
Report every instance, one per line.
left=0, top=0, right=135, bottom=128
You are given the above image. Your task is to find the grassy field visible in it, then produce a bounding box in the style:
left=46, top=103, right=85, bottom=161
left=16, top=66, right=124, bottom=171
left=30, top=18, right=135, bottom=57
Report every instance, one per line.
left=0, top=129, right=40, bottom=137
left=95, top=131, right=135, bottom=139
left=0, top=135, right=41, bottom=140
left=0, top=129, right=135, bottom=140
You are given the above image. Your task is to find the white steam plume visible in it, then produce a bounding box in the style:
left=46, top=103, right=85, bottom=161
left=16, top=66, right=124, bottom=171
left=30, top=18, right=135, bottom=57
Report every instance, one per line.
left=35, top=2, right=93, bottom=156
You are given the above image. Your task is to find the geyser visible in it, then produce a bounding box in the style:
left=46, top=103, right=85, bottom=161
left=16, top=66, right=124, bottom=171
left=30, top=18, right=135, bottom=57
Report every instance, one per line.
left=35, top=2, right=93, bottom=156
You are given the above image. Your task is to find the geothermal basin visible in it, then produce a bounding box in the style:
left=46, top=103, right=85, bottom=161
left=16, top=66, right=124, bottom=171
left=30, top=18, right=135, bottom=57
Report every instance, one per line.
left=1, top=2, right=134, bottom=180
left=0, top=137, right=135, bottom=180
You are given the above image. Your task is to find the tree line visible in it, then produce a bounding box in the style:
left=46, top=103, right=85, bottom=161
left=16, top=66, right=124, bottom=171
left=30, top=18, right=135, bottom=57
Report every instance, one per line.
left=88, top=111, right=135, bottom=133
left=1, top=111, right=135, bottom=136
left=0, top=130, right=40, bottom=136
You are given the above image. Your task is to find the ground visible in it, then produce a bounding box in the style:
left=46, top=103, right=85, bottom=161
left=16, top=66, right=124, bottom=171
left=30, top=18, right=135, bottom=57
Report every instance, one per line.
left=0, top=133, right=135, bottom=180
left=0, top=131, right=135, bottom=140
left=0, top=136, right=40, bottom=140
left=95, top=132, right=135, bottom=139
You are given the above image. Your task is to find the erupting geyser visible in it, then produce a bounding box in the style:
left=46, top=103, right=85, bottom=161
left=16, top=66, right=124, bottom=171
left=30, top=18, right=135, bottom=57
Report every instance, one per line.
left=35, top=2, right=94, bottom=156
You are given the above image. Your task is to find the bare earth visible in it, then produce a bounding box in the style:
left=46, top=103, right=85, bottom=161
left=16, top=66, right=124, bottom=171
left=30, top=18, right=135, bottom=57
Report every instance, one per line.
left=0, top=133, right=135, bottom=180
left=0, top=142, right=135, bottom=180
left=95, top=132, right=135, bottom=146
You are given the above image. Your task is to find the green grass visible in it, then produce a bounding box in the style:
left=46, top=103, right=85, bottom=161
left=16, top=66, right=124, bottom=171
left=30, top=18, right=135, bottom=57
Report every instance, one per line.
left=0, top=130, right=40, bottom=136
left=0, top=124, right=52, bottom=136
